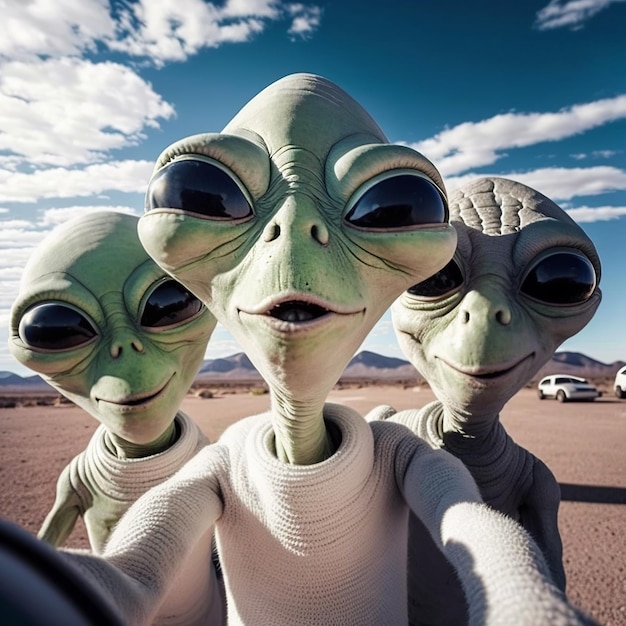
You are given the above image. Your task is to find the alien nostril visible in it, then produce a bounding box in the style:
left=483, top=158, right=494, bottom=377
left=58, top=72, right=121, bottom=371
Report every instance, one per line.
left=496, top=309, right=512, bottom=325
left=263, top=223, right=280, bottom=242
left=461, top=311, right=470, bottom=324
left=311, top=223, right=329, bottom=246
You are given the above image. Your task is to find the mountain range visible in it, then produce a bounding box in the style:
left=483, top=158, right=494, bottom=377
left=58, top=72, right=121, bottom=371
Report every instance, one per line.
left=2, top=351, right=624, bottom=392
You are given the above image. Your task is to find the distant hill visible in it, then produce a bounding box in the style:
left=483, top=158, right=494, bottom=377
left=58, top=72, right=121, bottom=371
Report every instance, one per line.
left=193, top=350, right=419, bottom=383
left=195, top=352, right=261, bottom=382
left=0, top=371, right=54, bottom=392
left=535, top=352, right=625, bottom=381
left=1, top=351, right=624, bottom=391
left=340, top=350, right=419, bottom=381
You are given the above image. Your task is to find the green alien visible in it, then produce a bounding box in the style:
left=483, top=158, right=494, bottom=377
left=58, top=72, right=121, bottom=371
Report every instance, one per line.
left=9, top=211, right=224, bottom=625
left=373, top=176, right=601, bottom=624
left=53, top=76, right=594, bottom=626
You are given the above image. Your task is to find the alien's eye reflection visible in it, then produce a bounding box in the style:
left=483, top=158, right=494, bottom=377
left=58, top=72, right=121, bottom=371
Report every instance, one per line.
left=141, top=280, right=204, bottom=328
left=345, top=174, right=447, bottom=229
left=407, top=259, right=464, bottom=299
left=146, top=159, right=253, bottom=220
left=19, top=303, right=97, bottom=351
left=521, top=252, right=596, bottom=305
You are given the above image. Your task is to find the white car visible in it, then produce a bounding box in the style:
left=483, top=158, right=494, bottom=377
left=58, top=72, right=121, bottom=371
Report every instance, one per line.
left=614, top=365, right=626, bottom=399
left=537, top=375, right=600, bottom=402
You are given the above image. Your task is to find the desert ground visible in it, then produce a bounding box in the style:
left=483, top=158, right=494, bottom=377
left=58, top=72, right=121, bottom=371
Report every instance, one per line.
left=1, top=384, right=624, bottom=625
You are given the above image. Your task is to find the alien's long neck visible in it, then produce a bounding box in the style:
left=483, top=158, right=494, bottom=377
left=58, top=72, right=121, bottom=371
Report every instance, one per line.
left=104, top=421, right=179, bottom=460
left=440, top=400, right=501, bottom=439
left=270, top=388, right=335, bottom=465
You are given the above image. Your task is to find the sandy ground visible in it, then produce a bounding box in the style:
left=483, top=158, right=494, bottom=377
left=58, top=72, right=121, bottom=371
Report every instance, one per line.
left=1, top=386, right=625, bottom=625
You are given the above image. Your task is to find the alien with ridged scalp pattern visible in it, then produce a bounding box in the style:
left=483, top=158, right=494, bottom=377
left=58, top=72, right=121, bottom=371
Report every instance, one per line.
left=9, top=211, right=224, bottom=626
left=376, top=176, right=601, bottom=625
left=54, top=77, right=594, bottom=626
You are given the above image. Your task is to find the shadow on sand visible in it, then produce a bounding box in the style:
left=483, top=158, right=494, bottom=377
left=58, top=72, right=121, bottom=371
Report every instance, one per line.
left=559, top=483, right=626, bottom=504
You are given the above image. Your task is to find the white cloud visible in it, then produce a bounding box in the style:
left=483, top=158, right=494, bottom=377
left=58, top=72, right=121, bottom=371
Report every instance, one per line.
left=570, top=149, right=619, bottom=160
left=0, top=160, right=154, bottom=203
left=1, top=0, right=323, bottom=67
left=534, top=0, right=626, bottom=31
left=203, top=324, right=245, bottom=359
left=0, top=0, right=115, bottom=60
left=410, top=95, right=626, bottom=177
left=0, top=58, right=174, bottom=167
left=287, top=4, right=323, bottom=39
left=0, top=229, right=48, bottom=248
left=109, top=0, right=321, bottom=65
left=566, top=205, right=626, bottom=222
left=445, top=166, right=626, bottom=202
left=110, top=0, right=261, bottom=63
left=39, top=205, right=139, bottom=227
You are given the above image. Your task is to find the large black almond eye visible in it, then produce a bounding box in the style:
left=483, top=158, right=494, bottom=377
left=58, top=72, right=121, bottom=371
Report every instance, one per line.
left=521, top=251, right=596, bottom=304
left=345, top=174, right=447, bottom=229
left=407, top=259, right=464, bottom=299
left=146, top=158, right=253, bottom=220
left=141, top=280, right=204, bottom=328
left=18, top=304, right=97, bottom=350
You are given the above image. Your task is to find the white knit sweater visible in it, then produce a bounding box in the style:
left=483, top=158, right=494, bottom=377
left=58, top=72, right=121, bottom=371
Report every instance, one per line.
left=65, top=403, right=590, bottom=625
left=60, top=411, right=224, bottom=626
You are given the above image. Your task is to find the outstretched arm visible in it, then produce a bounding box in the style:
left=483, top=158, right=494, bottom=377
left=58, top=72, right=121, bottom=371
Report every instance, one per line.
left=400, top=441, right=596, bottom=626
left=60, top=445, right=224, bottom=626
left=38, top=464, right=83, bottom=548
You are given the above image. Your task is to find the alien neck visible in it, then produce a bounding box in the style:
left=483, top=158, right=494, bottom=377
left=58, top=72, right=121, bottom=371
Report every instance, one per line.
left=103, top=421, right=179, bottom=460
left=438, top=402, right=501, bottom=439
left=269, top=389, right=336, bottom=465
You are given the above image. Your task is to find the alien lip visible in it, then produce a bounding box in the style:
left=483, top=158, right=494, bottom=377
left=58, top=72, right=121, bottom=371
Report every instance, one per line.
left=440, top=353, right=534, bottom=380
left=97, top=377, right=171, bottom=407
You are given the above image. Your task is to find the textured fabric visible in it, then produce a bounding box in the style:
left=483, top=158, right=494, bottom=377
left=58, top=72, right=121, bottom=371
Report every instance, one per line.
left=368, top=402, right=568, bottom=626
left=63, top=411, right=224, bottom=626
left=66, top=412, right=208, bottom=551
left=63, top=403, right=591, bottom=626
left=214, top=404, right=416, bottom=625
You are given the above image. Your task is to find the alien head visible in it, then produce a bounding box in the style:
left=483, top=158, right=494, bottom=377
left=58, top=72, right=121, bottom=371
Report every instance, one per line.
left=9, top=212, right=216, bottom=444
left=138, top=73, right=457, bottom=401
left=392, top=177, right=602, bottom=419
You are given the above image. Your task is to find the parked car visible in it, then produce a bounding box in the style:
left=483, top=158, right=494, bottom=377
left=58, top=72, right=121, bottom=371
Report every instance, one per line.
left=537, top=375, right=600, bottom=402
left=614, top=366, right=626, bottom=399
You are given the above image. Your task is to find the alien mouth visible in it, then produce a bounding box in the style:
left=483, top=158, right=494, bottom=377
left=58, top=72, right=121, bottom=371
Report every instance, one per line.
left=96, top=377, right=172, bottom=408
left=439, top=353, right=534, bottom=380
left=267, top=300, right=331, bottom=323
left=240, top=292, right=363, bottom=326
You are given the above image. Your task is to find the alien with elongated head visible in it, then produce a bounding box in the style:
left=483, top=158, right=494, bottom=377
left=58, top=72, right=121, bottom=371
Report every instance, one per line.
left=374, top=176, right=601, bottom=624
left=9, top=211, right=224, bottom=625
left=53, top=76, right=593, bottom=625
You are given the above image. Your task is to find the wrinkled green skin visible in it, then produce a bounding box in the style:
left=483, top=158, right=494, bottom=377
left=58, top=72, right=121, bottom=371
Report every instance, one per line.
left=139, top=73, right=456, bottom=466
left=9, top=212, right=216, bottom=549
left=388, top=177, right=602, bottom=623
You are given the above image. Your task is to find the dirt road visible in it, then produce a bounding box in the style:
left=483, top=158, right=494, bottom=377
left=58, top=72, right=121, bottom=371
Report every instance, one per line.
left=1, top=386, right=624, bottom=624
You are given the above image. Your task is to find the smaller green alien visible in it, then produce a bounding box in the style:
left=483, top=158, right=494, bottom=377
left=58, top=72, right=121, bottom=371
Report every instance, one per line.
left=374, top=176, right=602, bottom=625
left=9, top=211, right=224, bottom=625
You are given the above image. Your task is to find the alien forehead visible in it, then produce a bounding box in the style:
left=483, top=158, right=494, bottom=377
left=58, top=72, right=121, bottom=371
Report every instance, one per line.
left=222, top=73, right=388, bottom=165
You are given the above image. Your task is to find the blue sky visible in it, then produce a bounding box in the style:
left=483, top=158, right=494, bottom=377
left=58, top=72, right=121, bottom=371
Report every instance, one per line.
left=1, top=0, right=625, bottom=375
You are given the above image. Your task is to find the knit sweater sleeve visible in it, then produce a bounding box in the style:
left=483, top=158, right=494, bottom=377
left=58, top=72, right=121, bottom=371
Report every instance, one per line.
left=399, top=441, right=596, bottom=625
left=61, top=443, right=226, bottom=626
